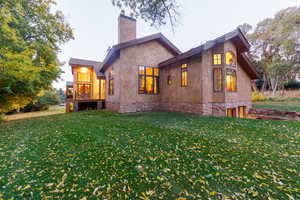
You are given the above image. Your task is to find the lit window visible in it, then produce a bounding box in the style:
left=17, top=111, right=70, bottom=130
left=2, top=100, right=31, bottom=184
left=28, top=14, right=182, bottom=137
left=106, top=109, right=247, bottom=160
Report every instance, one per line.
left=108, top=69, right=114, bottom=95
left=238, top=106, right=246, bottom=118
left=167, top=75, right=172, bottom=85
left=226, top=52, right=236, bottom=66
left=213, top=54, right=222, bottom=65
left=181, top=64, right=188, bottom=87
left=138, top=66, right=159, bottom=94
left=100, top=79, right=106, bottom=100
left=77, top=84, right=92, bottom=98
left=227, top=108, right=236, bottom=118
left=226, top=69, right=237, bottom=92
left=77, top=72, right=91, bottom=82
left=213, top=68, right=223, bottom=92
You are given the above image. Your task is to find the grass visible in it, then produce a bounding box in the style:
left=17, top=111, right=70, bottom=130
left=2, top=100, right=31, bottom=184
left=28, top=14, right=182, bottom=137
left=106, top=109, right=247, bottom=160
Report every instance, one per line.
left=253, top=101, right=300, bottom=112
left=0, top=111, right=299, bottom=199
left=4, top=106, right=65, bottom=121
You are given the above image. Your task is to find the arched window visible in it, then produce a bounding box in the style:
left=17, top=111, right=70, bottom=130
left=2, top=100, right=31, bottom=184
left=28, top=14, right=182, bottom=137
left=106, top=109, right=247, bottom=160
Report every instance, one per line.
left=225, top=52, right=236, bottom=66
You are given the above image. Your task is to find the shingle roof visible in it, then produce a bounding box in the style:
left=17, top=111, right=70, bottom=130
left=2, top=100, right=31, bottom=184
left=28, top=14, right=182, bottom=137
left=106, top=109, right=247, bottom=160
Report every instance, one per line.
left=100, top=33, right=181, bottom=73
left=159, top=28, right=258, bottom=79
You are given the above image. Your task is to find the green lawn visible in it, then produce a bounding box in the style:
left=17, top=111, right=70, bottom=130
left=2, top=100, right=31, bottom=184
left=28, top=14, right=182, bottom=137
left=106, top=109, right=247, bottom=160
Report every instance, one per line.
left=253, top=101, right=300, bottom=112
left=0, top=111, right=299, bottom=199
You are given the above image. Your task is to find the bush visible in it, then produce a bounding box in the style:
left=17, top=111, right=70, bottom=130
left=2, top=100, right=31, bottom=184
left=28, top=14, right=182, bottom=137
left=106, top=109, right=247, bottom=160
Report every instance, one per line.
left=22, top=88, right=61, bottom=112
left=284, top=81, right=300, bottom=90
left=0, top=113, right=4, bottom=122
left=252, top=91, right=267, bottom=102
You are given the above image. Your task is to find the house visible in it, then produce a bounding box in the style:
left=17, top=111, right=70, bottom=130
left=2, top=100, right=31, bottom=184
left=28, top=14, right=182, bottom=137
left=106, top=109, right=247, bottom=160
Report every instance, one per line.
left=66, top=13, right=258, bottom=117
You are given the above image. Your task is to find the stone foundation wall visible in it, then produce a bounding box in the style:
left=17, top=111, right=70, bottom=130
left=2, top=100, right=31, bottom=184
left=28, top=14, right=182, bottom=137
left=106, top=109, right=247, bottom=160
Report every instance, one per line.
left=106, top=102, right=120, bottom=112
left=160, top=102, right=205, bottom=115
left=119, top=102, right=160, bottom=113
left=212, top=101, right=252, bottom=117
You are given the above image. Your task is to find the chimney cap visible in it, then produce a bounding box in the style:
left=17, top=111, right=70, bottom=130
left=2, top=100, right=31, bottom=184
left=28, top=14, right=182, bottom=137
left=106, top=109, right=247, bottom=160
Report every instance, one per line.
left=119, top=12, right=136, bottom=21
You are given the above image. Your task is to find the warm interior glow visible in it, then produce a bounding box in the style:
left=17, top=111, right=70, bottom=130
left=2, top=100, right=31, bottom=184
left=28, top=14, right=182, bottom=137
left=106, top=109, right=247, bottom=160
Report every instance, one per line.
left=213, top=54, right=222, bottom=65
left=226, top=52, right=236, bottom=66
left=226, top=71, right=237, bottom=92
left=181, top=64, right=188, bottom=87
left=80, top=67, right=88, bottom=73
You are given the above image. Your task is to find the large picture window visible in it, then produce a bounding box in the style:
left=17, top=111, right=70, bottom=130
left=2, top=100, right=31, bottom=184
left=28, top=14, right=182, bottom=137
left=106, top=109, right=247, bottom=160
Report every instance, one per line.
left=138, top=66, right=159, bottom=94
left=226, top=69, right=237, bottom=92
left=77, top=72, right=91, bottom=82
left=77, top=84, right=92, bottom=98
left=108, top=70, right=114, bottom=95
left=213, top=68, right=223, bottom=92
left=181, top=64, right=188, bottom=87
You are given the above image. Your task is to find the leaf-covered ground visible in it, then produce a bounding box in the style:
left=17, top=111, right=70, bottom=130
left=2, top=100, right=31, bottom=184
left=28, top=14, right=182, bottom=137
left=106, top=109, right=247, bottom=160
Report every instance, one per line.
left=0, top=111, right=299, bottom=200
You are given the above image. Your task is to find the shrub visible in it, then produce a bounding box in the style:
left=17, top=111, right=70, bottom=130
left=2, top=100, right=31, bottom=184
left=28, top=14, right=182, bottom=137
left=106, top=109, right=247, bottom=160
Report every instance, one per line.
left=22, top=88, right=61, bottom=112
left=252, top=91, right=267, bottom=102
left=0, top=113, right=4, bottom=122
left=284, top=81, right=300, bottom=90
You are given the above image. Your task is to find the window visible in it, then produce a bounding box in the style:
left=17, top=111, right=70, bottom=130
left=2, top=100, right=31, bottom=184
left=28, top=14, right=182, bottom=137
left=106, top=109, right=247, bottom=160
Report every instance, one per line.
left=100, top=79, right=106, bottom=100
left=213, top=68, right=223, bottom=92
left=226, top=69, right=237, bottom=92
left=227, top=108, right=236, bottom=118
left=238, top=106, right=246, bottom=118
left=213, top=54, right=222, bottom=65
left=226, top=52, right=236, bottom=66
left=181, top=64, right=188, bottom=87
left=77, top=84, right=92, bottom=98
left=108, top=70, right=114, bottom=95
left=77, top=72, right=91, bottom=82
left=167, top=75, right=172, bottom=85
left=138, top=66, right=159, bottom=94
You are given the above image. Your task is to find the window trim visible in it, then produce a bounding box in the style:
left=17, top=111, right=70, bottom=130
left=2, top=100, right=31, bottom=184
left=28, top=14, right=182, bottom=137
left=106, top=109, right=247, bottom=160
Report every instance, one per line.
left=238, top=106, right=246, bottom=118
left=167, top=75, right=172, bottom=85
left=181, top=64, right=188, bottom=87
left=227, top=108, right=237, bottom=118
left=108, top=70, right=114, bottom=95
left=212, top=53, right=223, bottom=66
left=213, top=68, right=223, bottom=92
left=138, top=66, right=159, bottom=95
left=226, top=69, right=237, bottom=92
left=76, top=83, right=92, bottom=99
left=225, top=51, right=236, bottom=67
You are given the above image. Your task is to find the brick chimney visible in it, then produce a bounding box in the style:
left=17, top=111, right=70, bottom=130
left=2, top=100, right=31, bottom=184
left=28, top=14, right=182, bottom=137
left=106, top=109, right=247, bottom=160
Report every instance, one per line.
left=118, top=12, right=136, bottom=43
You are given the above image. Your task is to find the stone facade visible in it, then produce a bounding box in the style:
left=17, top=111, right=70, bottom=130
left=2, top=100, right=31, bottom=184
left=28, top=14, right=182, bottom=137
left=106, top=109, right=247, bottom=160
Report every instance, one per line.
left=105, top=41, right=254, bottom=116
left=68, top=14, right=256, bottom=117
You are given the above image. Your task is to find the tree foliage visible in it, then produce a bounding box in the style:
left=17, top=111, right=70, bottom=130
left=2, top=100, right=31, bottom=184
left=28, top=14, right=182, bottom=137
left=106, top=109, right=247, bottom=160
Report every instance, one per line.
left=111, top=0, right=180, bottom=28
left=22, top=88, right=61, bottom=112
left=0, top=0, right=73, bottom=113
left=246, top=6, right=300, bottom=92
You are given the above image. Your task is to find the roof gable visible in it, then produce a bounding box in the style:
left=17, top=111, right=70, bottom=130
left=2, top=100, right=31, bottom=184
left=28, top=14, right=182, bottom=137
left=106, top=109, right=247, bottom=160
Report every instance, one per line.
left=100, top=33, right=181, bottom=73
left=159, top=28, right=258, bottom=79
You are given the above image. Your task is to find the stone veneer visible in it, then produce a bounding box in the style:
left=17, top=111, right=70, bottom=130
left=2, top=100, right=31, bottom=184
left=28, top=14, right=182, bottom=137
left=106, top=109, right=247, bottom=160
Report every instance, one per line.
left=212, top=101, right=252, bottom=116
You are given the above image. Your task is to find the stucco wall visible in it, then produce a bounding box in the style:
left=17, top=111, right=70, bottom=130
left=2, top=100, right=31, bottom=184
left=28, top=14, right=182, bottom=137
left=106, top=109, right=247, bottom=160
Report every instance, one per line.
left=106, top=40, right=175, bottom=113
left=105, top=40, right=253, bottom=116
left=160, top=56, right=206, bottom=114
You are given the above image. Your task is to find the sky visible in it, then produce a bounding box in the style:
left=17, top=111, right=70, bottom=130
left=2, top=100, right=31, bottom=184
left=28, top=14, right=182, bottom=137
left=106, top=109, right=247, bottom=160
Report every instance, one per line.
left=52, top=0, right=300, bottom=90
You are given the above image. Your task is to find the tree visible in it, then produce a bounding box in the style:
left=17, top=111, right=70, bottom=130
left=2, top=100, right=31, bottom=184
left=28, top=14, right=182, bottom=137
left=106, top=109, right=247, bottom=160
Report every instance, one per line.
left=111, top=0, right=180, bottom=28
left=0, top=0, right=73, bottom=113
left=247, top=6, right=300, bottom=92
left=58, top=88, right=66, bottom=103
left=23, top=88, right=61, bottom=112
